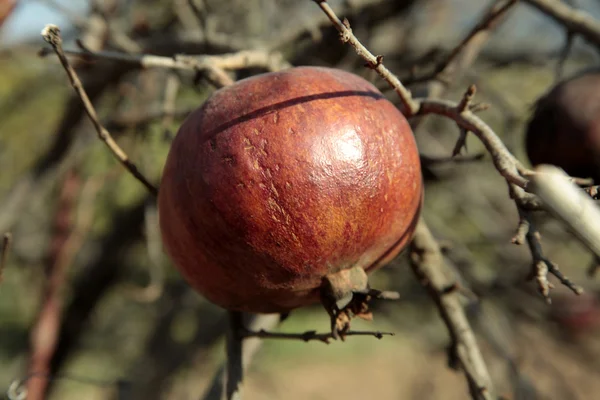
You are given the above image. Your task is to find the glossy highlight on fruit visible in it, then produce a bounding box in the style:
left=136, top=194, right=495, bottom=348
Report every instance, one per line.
left=158, top=66, right=423, bottom=314
left=526, top=69, right=600, bottom=182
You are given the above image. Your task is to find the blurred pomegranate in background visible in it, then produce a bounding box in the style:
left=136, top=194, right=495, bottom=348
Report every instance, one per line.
left=525, top=69, right=600, bottom=182
left=158, top=66, right=422, bottom=331
left=549, top=291, right=600, bottom=338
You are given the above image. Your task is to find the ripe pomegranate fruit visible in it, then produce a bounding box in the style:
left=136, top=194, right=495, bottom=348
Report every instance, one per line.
left=525, top=69, right=600, bottom=182
left=159, top=66, right=422, bottom=335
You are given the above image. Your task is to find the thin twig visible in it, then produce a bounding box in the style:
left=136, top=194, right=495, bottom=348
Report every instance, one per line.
left=241, top=328, right=393, bottom=344
left=0, top=232, right=12, bottom=283
left=313, top=0, right=419, bottom=115
left=406, top=0, right=518, bottom=85
left=410, top=218, right=495, bottom=400
left=522, top=0, right=600, bottom=48
left=523, top=215, right=583, bottom=301
left=39, top=46, right=291, bottom=74
left=41, top=24, right=158, bottom=197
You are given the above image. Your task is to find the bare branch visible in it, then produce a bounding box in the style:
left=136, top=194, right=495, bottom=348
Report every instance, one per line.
left=524, top=217, right=583, bottom=300
left=41, top=24, right=158, bottom=197
left=312, top=0, right=419, bottom=115
left=529, top=165, right=600, bottom=261
left=522, top=0, right=600, bottom=47
left=416, top=98, right=528, bottom=188
left=407, top=0, right=518, bottom=85
left=202, top=314, right=281, bottom=400
left=420, top=153, right=485, bottom=166
left=410, top=218, right=495, bottom=400
left=39, top=46, right=291, bottom=74
left=240, top=328, right=394, bottom=344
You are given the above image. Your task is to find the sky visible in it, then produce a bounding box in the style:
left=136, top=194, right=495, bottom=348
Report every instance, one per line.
left=0, top=0, right=88, bottom=46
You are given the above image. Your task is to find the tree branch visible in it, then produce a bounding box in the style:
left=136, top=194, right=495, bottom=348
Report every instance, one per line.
left=406, top=0, right=518, bottom=85
left=410, top=218, right=495, bottom=400
left=41, top=24, right=158, bottom=197
left=39, top=45, right=291, bottom=74
left=240, top=327, right=393, bottom=344
left=530, top=165, right=600, bottom=261
left=201, top=313, right=282, bottom=400
left=522, top=0, right=600, bottom=47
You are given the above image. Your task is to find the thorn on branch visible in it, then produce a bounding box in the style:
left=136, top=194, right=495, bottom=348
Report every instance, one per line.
left=0, top=232, right=12, bottom=283
left=342, top=17, right=351, bottom=30
left=440, top=283, right=460, bottom=295
left=522, top=213, right=583, bottom=301
left=587, top=256, right=600, bottom=277
left=469, top=102, right=490, bottom=113
left=511, top=211, right=530, bottom=245
left=457, top=84, right=477, bottom=113
left=339, top=18, right=353, bottom=43
left=365, top=55, right=384, bottom=69
left=452, top=128, right=469, bottom=157
left=584, top=185, right=600, bottom=199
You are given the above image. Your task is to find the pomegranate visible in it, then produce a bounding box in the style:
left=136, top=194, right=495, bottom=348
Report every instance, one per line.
left=158, top=66, right=422, bottom=334
left=526, top=68, right=600, bottom=182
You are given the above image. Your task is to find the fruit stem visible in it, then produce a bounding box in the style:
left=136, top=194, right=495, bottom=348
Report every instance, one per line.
left=320, top=266, right=399, bottom=339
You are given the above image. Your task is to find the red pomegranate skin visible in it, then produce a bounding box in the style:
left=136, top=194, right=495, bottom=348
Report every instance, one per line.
left=159, top=66, right=422, bottom=313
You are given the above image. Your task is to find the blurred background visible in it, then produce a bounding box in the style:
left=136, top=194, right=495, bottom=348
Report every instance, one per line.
left=1, top=0, right=600, bottom=399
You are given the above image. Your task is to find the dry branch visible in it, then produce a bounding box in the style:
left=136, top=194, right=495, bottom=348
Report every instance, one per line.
left=530, top=165, right=600, bottom=260
left=410, top=218, right=495, bottom=400
left=41, top=24, right=158, bottom=197
left=202, top=314, right=282, bottom=400
left=240, top=327, right=393, bottom=344
left=39, top=46, right=291, bottom=74
left=406, top=0, right=518, bottom=85
left=523, top=0, right=600, bottom=47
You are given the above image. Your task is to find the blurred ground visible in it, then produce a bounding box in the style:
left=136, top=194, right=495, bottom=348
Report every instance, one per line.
left=1, top=1, right=600, bottom=400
